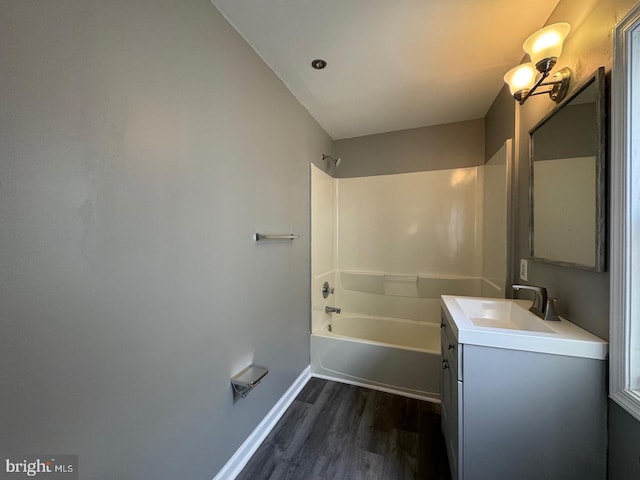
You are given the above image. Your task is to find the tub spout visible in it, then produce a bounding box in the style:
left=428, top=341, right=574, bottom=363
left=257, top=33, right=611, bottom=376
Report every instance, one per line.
left=325, top=306, right=341, bottom=314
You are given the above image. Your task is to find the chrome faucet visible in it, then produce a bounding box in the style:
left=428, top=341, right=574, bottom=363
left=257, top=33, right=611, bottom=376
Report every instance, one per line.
left=322, top=281, right=335, bottom=299
left=325, top=306, right=341, bottom=314
left=512, top=284, right=560, bottom=321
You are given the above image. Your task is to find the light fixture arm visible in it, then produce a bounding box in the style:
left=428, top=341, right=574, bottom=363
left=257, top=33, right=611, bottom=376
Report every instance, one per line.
left=516, top=70, right=551, bottom=104
left=514, top=67, right=571, bottom=105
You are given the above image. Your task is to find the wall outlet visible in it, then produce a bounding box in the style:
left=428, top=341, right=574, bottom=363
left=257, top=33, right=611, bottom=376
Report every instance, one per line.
left=520, top=259, right=528, bottom=281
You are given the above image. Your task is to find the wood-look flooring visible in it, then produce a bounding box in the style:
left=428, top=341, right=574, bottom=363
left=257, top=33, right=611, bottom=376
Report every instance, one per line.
left=236, top=378, right=451, bottom=480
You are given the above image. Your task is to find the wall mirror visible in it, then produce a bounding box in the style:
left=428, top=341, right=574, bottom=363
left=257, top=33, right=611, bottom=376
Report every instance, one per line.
left=529, top=66, right=606, bottom=271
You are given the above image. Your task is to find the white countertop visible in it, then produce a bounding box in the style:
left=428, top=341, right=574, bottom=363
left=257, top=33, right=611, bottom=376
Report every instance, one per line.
left=441, top=295, right=608, bottom=360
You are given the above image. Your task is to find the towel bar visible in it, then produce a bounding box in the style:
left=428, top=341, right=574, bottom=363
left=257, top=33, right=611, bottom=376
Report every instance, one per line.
left=254, top=233, right=299, bottom=241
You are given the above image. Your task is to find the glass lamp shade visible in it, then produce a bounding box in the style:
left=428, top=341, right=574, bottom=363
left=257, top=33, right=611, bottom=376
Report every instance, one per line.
left=523, top=23, right=571, bottom=66
left=504, top=63, right=537, bottom=95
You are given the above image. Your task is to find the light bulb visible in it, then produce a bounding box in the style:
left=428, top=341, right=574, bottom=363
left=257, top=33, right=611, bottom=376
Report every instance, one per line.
left=523, top=23, right=571, bottom=68
left=504, top=63, right=537, bottom=96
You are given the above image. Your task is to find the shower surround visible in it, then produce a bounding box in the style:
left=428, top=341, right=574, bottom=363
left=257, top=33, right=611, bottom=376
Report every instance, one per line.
left=310, top=160, right=505, bottom=400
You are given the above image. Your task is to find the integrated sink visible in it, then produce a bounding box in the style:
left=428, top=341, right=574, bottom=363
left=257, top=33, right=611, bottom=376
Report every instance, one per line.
left=455, top=298, right=554, bottom=333
left=441, top=295, right=608, bottom=360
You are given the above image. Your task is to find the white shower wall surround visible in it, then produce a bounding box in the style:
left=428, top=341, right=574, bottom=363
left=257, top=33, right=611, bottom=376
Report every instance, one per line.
left=310, top=164, right=506, bottom=400
left=481, top=143, right=509, bottom=297
left=336, top=168, right=482, bottom=277
left=313, top=166, right=496, bottom=329
left=336, top=271, right=485, bottom=323
left=311, top=165, right=336, bottom=278
left=311, top=165, right=337, bottom=332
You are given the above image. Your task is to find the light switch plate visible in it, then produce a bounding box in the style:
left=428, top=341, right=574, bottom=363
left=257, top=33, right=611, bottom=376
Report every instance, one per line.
left=520, top=259, right=528, bottom=281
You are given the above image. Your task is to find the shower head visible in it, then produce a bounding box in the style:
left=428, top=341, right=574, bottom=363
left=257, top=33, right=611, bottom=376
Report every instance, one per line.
left=322, top=154, right=342, bottom=168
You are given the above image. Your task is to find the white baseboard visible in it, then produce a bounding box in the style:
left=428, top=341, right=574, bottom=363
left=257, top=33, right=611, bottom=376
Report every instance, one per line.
left=212, top=366, right=311, bottom=480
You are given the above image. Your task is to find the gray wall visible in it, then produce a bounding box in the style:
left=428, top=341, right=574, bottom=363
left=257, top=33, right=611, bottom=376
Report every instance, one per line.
left=0, top=1, right=331, bottom=479
left=485, top=85, right=515, bottom=161
left=609, top=402, right=640, bottom=479
left=332, top=119, right=484, bottom=177
left=484, top=85, right=516, bottom=293
left=504, top=0, right=640, bottom=477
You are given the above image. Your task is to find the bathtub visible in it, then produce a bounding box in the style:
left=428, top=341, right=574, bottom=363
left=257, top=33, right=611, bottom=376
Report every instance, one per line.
left=310, top=313, right=441, bottom=402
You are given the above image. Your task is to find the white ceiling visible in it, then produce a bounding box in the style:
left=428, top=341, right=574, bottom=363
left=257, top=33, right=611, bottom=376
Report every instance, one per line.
left=212, top=0, right=561, bottom=140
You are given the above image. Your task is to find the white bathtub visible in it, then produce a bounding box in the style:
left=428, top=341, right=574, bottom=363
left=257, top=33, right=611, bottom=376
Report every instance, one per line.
left=310, top=313, right=441, bottom=402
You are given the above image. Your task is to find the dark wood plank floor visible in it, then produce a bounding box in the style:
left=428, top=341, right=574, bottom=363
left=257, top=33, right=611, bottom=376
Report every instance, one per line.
left=236, top=378, right=451, bottom=480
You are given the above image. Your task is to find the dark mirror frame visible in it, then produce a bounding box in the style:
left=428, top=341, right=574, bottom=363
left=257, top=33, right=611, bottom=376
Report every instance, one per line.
left=528, top=66, right=607, bottom=272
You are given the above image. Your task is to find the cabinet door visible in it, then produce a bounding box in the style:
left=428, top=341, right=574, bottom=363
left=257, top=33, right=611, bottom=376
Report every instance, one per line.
left=441, top=354, right=450, bottom=434
left=441, top=355, right=460, bottom=479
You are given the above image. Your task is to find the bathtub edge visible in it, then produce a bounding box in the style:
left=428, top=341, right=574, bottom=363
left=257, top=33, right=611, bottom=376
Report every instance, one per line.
left=310, top=372, right=440, bottom=404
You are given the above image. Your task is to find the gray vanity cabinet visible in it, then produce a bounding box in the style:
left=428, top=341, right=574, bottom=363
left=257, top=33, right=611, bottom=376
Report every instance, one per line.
left=440, top=308, right=607, bottom=480
left=440, top=311, right=462, bottom=480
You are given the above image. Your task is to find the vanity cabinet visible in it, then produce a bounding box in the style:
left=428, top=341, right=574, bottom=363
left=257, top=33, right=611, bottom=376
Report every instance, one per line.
left=440, top=306, right=607, bottom=480
left=440, top=311, right=462, bottom=479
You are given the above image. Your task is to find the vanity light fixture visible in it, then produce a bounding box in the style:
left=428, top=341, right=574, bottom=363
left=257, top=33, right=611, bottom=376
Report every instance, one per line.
left=504, top=23, right=572, bottom=105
